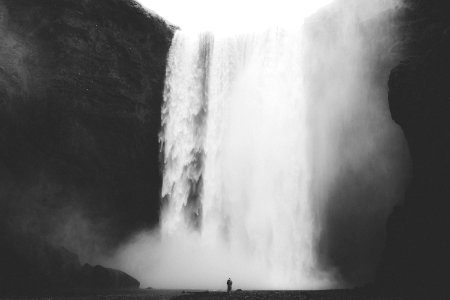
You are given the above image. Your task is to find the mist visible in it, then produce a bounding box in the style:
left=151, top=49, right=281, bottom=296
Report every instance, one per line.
left=110, top=0, right=410, bottom=290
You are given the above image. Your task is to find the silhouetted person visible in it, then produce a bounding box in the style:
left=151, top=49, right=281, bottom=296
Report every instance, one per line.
left=227, top=278, right=232, bottom=293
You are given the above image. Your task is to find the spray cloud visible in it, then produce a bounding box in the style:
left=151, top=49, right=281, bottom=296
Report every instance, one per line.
left=111, top=0, right=409, bottom=289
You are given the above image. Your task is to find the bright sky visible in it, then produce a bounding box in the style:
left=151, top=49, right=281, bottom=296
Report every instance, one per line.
left=136, top=0, right=334, bottom=34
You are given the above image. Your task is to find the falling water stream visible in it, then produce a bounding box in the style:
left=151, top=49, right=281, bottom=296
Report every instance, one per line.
left=160, top=28, right=323, bottom=288
left=113, top=0, right=407, bottom=290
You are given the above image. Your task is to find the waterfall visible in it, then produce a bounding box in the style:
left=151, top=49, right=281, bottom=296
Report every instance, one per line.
left=159, top=27, right=332, bottom=288
left=113, top=0, right=407, bottom=290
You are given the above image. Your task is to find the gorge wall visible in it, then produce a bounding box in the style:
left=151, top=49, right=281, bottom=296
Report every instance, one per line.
left=0, top=0, right=448, bottom=295
left=378, top=0, right=450, bottom=295
left=0, top=0, right=172, bottom=292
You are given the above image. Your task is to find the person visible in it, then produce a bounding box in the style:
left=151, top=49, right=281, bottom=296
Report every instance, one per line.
left=227, top=277, right=232, bottom=293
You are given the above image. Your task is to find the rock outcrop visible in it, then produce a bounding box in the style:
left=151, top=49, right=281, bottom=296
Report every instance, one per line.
left=0, top=0, right=172, bottom=293
left=378, top=0, right=450, bottom=295
left=0, top=231, right=139, bottom=294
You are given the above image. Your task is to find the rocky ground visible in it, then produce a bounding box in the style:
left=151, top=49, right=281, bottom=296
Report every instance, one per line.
left=173, top=290, right=405, bottom=300
left=0, top=289, right=425, bottom=300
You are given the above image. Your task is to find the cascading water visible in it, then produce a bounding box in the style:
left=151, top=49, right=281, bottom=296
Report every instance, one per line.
left=112, top=0, right=407, bottom=290
left=160, top=28, right=326, bottom=288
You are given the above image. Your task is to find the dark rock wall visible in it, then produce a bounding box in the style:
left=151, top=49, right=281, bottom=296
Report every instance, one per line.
left=2, top=0, right=449, bottom=295
left=0, top=0, right=172, bottom=247
left=0, top=0, right=173, bottom=292
left=378, top=0, right=450, bottom=294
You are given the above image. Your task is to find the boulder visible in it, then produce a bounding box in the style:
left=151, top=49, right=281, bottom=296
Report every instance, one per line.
left=0, top=232, right=139, bottom=294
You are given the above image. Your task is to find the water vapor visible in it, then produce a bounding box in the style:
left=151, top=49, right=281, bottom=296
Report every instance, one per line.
left=112, top=0, right=409, bottom=289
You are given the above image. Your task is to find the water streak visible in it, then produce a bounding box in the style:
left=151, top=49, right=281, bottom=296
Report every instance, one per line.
left=112, top=0, right=407, bottom=290
left=160, top=27, right=332, bottom=288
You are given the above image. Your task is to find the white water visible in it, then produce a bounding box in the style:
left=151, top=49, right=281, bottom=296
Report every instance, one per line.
left=112, top=0, right=407, bottom=290
left=160, top=28, right=324, bottom=288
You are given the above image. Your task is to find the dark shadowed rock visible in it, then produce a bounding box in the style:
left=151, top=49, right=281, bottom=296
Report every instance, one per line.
left=0, top=0, right=173, bottom=244
left=80, top=264, right=140, bottom=289
left=0, top=231, right=139, bottom=294
left=0, top=0, right=172, bottom=293
left=378, top=0, right=450, bottom=296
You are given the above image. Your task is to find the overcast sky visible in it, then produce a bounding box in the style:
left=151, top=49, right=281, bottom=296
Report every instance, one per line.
left=136, top=0, right=333, bottom=34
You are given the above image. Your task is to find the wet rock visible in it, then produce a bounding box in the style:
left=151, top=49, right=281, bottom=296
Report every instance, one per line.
left=0, top=0, right=173, bottom=244
left=0, top=232, right=139, bottom=294
left=378, top=0, right=450, bottom=296
left=80, top=264, right=140, bottom=289
left=0, top=0, right=172, bottom=294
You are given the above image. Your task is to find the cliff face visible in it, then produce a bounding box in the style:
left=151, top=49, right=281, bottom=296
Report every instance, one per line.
left=0, top=0, right=172, bottom=292
left=378, top=0, right=450, bottom=294
left=0, top=0, right=172, bottom=245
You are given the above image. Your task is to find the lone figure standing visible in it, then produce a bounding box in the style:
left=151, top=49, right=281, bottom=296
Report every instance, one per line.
left=227, top=278, right=232, bottom=293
